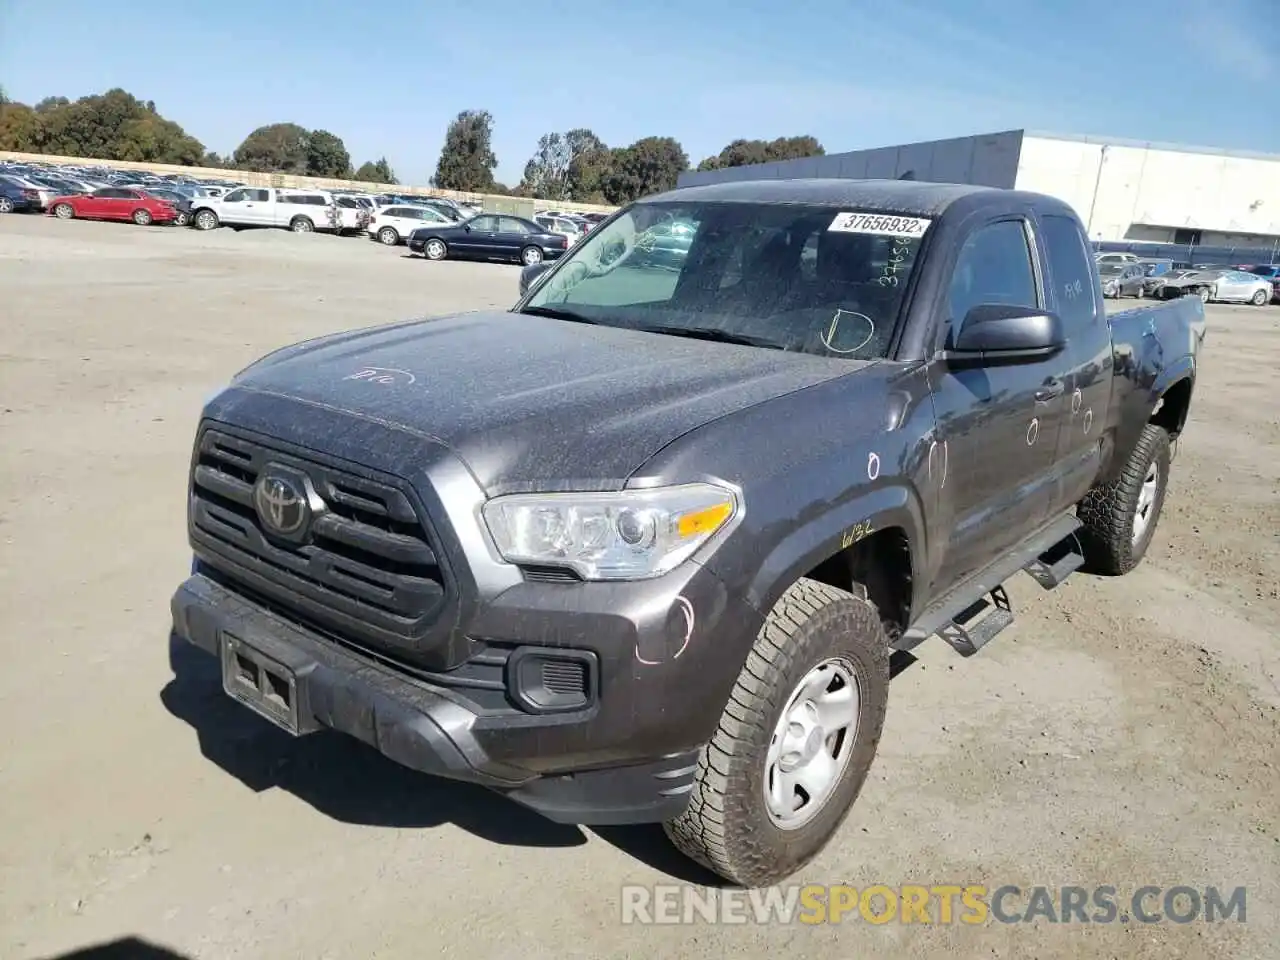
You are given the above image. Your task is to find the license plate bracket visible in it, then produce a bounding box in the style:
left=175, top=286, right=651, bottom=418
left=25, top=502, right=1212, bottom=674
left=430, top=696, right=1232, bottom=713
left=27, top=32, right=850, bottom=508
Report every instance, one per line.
left=220, top=632, right=302, bottom=735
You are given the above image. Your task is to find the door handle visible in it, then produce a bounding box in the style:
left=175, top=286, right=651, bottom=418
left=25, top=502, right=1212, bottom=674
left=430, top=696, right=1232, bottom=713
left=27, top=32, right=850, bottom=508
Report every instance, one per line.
left=1035, top=382, right=1064, bottom=402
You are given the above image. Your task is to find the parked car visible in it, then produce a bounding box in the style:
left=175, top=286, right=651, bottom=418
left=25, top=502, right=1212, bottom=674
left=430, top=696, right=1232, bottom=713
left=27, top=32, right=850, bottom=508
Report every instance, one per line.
left=367, top=204, right=456, bottom=245
left=1154, top=267, right=1273, bottom=305
left=0, top=174, right=56, bottom=210
left=0, top=178, right=42, bottom=214
left=1095, top=252, right=1139, bottom=265
left=533, top=214, right=584, bottom=244
left=173, top=177, right=1205, bottom=890
left=48, top=187, right=179, bottom=225
left=1241, top=264, right=1280, bottom=303
left=407, top=214, right=569, bottom=265
left=1099, top=261, right=1147, bottom=298
left=139, top=188, right=195, bottom=226
left=190, top=188, right=358, bottom=234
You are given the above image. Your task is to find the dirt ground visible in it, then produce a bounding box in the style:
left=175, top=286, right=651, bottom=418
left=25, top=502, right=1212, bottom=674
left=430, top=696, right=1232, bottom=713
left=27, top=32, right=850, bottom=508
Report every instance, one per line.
left=1, top=214, right=1277, bottom=960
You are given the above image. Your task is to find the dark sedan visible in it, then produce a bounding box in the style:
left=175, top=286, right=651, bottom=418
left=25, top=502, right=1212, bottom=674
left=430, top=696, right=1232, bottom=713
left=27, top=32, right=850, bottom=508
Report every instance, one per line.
left=407, top=214, right=569, bottom=266
left=140, top=188, right=195, bottom=226
left=0, top=178, right=41, bottom=214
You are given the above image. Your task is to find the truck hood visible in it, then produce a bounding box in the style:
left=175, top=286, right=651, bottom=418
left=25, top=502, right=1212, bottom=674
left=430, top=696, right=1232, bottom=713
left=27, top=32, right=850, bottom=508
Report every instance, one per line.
left=229, top=311, right=871, bottom=494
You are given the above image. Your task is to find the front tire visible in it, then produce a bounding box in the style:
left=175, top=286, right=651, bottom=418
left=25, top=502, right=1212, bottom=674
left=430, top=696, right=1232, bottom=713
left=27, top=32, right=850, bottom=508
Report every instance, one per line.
left=664, top=577, right=890, bottom=888
left=378, top=226, right=399, bottom=245
left=424, top=238, right=447, bottom=261
left=1251, top=288, right=1269, bottom=306
left=1198, top=286, right=1212, bottom=303
left=54, top=202, right=75, bottom=219
left=1077, top=423, right=1172, bottom=576
left=193, top=209, right=219, bottom=231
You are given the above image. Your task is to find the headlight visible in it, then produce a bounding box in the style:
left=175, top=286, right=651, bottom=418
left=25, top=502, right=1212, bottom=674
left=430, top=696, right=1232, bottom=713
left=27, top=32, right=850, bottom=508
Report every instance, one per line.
left=481, top=482, right=739, bottom=581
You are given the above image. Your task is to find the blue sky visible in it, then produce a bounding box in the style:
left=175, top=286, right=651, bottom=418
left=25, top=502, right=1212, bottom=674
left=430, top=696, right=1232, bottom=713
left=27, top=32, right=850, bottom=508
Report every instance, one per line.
left=3, top=0, right=1276, bottom=186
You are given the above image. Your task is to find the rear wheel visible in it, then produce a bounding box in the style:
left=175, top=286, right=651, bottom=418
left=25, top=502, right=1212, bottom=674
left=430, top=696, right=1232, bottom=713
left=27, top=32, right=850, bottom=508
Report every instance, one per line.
left=1198, top=286, right=1212, bottom=303
left=0, top=197, right=13, bottom=214
left=173, top=210, right=189, bottom=227
left=664, top=577, right=890, bottom=888
left=132, top=208, right=153, bottom=226
left=378, top=226, right=399, bottom=245
left=1251, top=288, right=1269, bottom=306
left=1077, top=423, right=1172, bottom=576
left=521, top=245, right=544, bottom=266
left=54, top=202, right=75, bottom=220
left=290, top=216, right=314, bottom=233
left=424, top=238, right=447, bottom=260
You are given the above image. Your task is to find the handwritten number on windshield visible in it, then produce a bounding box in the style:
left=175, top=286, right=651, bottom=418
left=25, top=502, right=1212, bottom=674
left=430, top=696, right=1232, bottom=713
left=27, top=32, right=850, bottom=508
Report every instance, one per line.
left=877, top=237, right=914, bottom=288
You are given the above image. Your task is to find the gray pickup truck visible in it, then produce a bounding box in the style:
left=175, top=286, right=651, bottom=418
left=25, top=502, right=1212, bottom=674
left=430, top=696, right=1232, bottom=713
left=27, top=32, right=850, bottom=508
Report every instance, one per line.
left=171, top=178, right=1206, bottom=888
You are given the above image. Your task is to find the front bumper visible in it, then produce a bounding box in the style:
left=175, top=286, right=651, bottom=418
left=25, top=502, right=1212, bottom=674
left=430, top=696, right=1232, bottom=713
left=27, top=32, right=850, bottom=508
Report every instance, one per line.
left=172, top=560, right=757, bottom=824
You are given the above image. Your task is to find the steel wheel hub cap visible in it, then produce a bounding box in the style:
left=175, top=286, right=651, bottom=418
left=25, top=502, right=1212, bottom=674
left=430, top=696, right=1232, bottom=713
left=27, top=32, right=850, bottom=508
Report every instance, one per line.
left=1133, top=461, right=1159, bottom=540
left=765, top=657, right=860, bottom=830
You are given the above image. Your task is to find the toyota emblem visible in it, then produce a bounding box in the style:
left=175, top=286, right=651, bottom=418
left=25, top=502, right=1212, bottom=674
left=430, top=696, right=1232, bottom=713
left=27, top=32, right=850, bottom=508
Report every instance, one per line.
left=253, top=471, right=310, bottom=536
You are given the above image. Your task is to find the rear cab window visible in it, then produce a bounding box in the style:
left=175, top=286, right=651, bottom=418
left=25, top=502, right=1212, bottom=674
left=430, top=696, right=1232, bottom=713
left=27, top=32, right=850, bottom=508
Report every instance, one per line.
left=1037, top=213, right=1100, bottom=336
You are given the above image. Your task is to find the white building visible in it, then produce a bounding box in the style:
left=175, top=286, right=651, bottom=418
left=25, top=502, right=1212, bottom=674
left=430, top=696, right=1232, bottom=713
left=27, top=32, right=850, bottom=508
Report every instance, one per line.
left=676, top=130, right=1280, bottom=249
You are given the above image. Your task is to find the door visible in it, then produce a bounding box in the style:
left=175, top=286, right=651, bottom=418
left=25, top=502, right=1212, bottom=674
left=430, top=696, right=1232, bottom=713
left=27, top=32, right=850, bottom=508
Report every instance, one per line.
left=926, top=217, right=1067, bottom=593
left=496, top=216, right=534, bottom=259
left=239, top=188, right=274, bottom=225
left=218, top=188, right=251, bottom=225
left=459, top=215, right=500, bottom=255
left=91, top=187, right=131, bottom=219
left=78, top=188, right=113, bottom=217
left=1037, top=212, right=1113, bottom=514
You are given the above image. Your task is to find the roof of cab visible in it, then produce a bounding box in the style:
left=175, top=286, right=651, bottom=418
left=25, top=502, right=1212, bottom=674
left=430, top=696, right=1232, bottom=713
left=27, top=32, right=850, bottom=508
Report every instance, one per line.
left=643, top=177, right=998, bottom=218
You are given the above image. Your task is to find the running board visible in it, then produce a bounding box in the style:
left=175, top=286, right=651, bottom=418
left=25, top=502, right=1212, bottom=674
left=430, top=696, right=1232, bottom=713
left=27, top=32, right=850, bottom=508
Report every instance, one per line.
left=936, top=585, right=1014, bottom=657
left=896, top=513, right=1083, bottom=653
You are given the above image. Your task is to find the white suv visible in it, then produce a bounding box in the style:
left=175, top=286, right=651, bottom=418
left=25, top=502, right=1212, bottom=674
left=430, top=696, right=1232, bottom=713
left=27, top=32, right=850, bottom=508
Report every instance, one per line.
left=367, top=204, right=456, bottom=245
left=191, top=187, right=361, bottom=234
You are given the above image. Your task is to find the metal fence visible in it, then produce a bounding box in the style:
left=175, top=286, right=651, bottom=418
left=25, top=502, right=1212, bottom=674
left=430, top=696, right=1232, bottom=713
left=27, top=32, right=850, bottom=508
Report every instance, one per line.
left=1092, top=239, right=1279, bottom=267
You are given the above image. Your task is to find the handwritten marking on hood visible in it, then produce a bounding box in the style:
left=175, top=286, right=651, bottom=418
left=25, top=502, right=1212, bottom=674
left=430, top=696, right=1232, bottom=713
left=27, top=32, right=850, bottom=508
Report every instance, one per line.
left=344, top=366, right=417, bottom=386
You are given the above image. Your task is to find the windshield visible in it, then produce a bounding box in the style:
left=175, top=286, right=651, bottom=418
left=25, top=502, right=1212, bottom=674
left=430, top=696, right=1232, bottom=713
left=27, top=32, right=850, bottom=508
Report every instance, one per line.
left=1099, top=264, right=1123, bottom=276
left=520, top=201, right=930, bottom=359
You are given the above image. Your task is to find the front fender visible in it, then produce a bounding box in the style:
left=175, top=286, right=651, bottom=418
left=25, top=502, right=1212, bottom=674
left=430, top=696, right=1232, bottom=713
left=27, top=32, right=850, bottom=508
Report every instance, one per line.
left=738, top=480, right=927, bottom=617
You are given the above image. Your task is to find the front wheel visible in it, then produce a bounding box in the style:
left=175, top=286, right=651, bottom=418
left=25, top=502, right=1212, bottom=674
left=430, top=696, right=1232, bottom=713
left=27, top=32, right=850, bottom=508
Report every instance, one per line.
left=1198, top=286, right=1212, bottom=303
left=378, top=226, right=399, bottom=245
left=193, top=209, right=219, bottom=231
left=132, top=209, right=153, bottom=226
left=664, top=578, right=890, bottom=888
left=54, top=202, right=75, bottom=219
left=1251, top=288, right=1269, bottom=306
left=520, top=245, right=544, bottom=266
left=424, top=238, right=447, bottom=261
left=1077, top=423, right=1172, bottom=576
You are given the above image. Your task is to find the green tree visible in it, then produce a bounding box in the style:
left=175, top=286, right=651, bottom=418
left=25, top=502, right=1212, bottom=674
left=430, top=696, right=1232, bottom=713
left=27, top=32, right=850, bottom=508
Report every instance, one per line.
left=34, top=96, right=69, bottom=113
left=519, top=132, right=571, bottom=200
left=0, top=101, right=45, bottom=152
left=433, top=109, right=497, bottom=191
left=696, top=135, right=824, bottom=172
left=306, top=129, right=352, bottom=178
left=354, top=157, right=397, bottom=184
left=602, top=136, right=688, bottom=205
left=233, top=122, right=310, bottom=173
left=564, top=128, right=611, bottom=202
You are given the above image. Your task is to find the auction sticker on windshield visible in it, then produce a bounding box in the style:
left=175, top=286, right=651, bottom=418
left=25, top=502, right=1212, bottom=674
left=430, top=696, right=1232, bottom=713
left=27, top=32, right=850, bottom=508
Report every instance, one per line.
left=828, top=212, right=932, bottom=238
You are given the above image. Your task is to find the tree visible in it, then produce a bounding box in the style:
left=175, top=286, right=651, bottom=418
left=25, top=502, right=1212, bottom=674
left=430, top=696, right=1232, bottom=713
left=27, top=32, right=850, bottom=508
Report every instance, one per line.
left=564, top=128, right=611, bottom=202
left=696, top=135, right=825, bottom=172
left=519, top=132, right=571, bottom=200
left=305, top=129, right=352, bottom=178
left=233, top=122, right=310, bottom=173
left=0, top=88, right=204, bottom=163
left=433, top=109, right=497, bottom=191
left=601, top=136, right=688, bottom=205
left=354, top=157, right=397, bottom=184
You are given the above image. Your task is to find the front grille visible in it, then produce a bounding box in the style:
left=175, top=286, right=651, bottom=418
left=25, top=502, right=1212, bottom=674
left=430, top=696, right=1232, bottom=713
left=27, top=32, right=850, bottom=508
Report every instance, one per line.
left=189, top=426, right=448, bottom=649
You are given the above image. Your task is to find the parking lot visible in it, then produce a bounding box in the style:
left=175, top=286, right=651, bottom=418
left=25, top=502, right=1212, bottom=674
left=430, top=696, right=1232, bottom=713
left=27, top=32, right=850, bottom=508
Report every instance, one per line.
left=1, top=213, right=1278, bottom=960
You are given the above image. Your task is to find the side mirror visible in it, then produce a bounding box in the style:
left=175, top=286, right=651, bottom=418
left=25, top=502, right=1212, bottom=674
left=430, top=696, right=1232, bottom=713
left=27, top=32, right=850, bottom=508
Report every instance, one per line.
left=519, top=260, right=553, bottom=297
left=946, top=304, right=1065, bottom=366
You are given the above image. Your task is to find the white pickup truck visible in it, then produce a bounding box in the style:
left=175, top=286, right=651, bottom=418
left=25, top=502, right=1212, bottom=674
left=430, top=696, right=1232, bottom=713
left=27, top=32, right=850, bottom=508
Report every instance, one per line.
left=189, top=187, right=362, bottom=234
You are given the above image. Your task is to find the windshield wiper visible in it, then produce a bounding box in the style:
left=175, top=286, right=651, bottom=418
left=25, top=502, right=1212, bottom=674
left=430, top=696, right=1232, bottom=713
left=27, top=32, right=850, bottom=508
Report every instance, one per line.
left=520, top=305, right=603, bottom=325
left=632, top=324, right=782, bottom=349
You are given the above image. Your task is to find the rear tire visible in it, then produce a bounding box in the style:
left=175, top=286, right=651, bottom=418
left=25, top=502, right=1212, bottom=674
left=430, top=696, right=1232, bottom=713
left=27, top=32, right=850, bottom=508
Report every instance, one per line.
left=0, top=197, right=13, bottom=214
left=521, top=245, right=544, bottom=266
left=1198, top=286, right=1212, bottom=303
left=1077, top=423, right=1172, bottom=576
left=290, top=216, right=314, bottom=233
left=664, top=577, right=890, bottom=888
left=132, top=209, right=152, bottom=226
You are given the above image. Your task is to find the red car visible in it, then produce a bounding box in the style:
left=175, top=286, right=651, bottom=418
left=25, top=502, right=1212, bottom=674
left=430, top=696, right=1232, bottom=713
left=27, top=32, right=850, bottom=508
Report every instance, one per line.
left=48, top=187, right=178, bottom=226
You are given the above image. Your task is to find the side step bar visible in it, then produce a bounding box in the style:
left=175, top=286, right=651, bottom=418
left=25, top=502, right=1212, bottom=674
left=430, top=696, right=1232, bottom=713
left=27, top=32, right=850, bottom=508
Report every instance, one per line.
left=896, top=514, right=1087, bottom=655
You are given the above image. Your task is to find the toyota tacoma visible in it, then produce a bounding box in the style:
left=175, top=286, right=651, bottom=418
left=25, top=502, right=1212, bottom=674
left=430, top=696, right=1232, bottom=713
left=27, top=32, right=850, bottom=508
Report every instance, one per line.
left=171, top=178, right=1207, bottom=887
